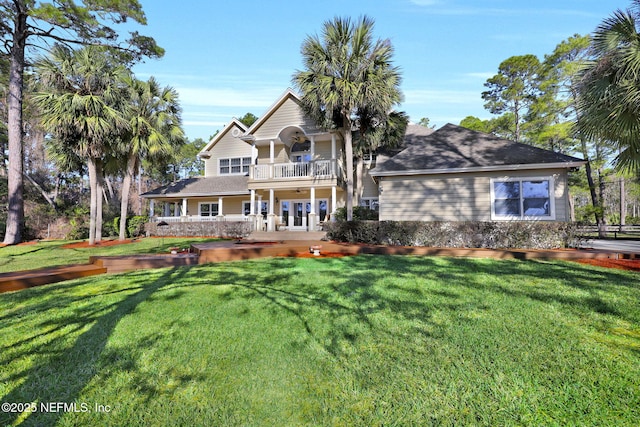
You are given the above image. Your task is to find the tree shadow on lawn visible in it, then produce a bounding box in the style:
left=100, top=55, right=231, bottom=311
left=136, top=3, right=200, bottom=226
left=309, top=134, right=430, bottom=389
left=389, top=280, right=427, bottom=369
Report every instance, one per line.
left=207, top=255, right=640, bottom=357
left=1, top=254, right=638, bottom=426
left=0, top=267, right=189, bottom=427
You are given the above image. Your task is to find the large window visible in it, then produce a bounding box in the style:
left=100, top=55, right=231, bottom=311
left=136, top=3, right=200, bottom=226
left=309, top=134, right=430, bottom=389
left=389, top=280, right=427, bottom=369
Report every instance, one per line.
left=360, top=198, right=379, bottom=211
left=199, top=202, right=219, bottom=217
left=491, top=177, right=554, bottom=220
left=219, top=157, right=251, bottom=175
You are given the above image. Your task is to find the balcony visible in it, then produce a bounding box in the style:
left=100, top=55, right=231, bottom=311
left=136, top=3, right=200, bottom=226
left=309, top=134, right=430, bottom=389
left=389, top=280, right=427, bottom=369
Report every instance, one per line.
left=250, top=159, right=338, bottom=181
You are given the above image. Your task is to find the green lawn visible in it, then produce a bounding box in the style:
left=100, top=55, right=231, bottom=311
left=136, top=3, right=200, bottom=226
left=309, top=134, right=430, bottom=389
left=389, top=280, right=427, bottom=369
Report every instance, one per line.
left=0, top=237, right=221, bottom=273
left=0, top=255, right=638, bottom=426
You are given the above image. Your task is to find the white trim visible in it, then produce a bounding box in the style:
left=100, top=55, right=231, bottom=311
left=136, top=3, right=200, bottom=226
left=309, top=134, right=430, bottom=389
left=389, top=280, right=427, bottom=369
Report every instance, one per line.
left=199, top=119, right=248, bottom=157
left=370, top=161, right=586, bottom=177
left=490, top=176, right=556, bottom=221
left=218, top=156, right=251, bottom=175
left=198, top=201, right=219, bottom=217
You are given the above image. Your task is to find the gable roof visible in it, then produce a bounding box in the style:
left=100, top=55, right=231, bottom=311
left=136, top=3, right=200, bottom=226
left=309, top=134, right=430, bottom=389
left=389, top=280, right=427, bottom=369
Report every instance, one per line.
left=371, top=123, right=585, bottom=177
left=242, top=88, right=300, bottom=140
left=198, top=119, right=248, bottom=158
left=141, top=176, right=249, bottom=198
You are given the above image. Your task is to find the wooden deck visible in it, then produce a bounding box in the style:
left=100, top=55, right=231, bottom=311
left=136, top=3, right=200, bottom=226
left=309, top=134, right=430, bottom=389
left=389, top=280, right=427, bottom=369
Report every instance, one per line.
left=1, top=238, right=636, bottom=294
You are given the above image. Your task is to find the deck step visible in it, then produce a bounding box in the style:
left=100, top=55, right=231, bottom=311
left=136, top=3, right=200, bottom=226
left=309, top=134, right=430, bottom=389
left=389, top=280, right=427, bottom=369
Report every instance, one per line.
left=0, top=264, right=107, bottom=293
left=248, top=230, right=327, bottom=241
left=89, top=253, right=200, bottom=273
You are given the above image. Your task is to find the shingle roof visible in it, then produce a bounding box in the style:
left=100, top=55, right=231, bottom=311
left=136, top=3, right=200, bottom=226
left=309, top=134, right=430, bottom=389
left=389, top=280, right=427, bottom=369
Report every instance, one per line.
left=371, top=123, right=585, bottom=176
left=141, top=175, right=249, bottom=198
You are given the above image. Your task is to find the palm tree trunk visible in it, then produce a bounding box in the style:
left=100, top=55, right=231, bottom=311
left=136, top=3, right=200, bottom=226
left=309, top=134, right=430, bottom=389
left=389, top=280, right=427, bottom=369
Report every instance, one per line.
left=87, top=158, right=98, bottom=245
left=95, top=158, right=104, bottom=243
left=355, top=156, right=364, bottom=207
left=119, top=154, right=137, bottom=240
left=3, top=9, right=27, bottom=245
left=343, top=117, right=354, bottom=221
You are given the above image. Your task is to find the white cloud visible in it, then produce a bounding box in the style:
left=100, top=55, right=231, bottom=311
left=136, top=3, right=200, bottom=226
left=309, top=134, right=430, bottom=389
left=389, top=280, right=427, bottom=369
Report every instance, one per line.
left=409, top=0, right=440, bottom=5
left=464, top=72, right=494, bottom=80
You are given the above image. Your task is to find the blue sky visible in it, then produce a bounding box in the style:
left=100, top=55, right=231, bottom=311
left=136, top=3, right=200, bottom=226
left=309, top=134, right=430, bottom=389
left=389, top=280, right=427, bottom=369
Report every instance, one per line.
left=130, top=0, right=625, bottom=141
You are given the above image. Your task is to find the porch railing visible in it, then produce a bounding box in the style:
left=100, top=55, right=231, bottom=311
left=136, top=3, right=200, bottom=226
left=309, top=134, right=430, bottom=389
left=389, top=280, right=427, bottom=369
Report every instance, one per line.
left=153, top=215, right=250, bottom=223
left=250, top=159, right=338, bottom=180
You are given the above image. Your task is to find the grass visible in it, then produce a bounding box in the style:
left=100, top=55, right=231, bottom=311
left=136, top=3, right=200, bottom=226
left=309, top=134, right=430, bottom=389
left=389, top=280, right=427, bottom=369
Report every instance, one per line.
left=0, top=255, right=639, bottom=426
left=0, top=237, right=222, bottom=273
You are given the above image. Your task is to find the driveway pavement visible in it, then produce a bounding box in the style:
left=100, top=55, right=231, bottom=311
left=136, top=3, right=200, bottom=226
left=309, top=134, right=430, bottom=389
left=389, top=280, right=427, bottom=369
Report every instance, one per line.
left=580, top=239, right=640, bottom=254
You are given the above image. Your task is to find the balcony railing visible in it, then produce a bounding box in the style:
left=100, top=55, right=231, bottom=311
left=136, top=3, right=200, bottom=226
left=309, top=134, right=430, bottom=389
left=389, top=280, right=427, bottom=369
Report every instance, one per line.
left=250, top=159, right=338, bottom=180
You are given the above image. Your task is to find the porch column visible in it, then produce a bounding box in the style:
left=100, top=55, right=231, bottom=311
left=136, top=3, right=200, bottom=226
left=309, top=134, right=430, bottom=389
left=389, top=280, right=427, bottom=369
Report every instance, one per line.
left=331, top=186, right=337, bottom=221
left=331, top=134, right=337, bottom=176
left=269, top=139, right=275, bottom=179
left=217, top=197, right=224, bottom=218
left=249, top=189, right=258, bottom=231
left=310, top=135, right=315, bottom=176
left=266, top=189, right=276, bottom=232
left=258, top=194, right=264, bottom=231
left=164, top=202, right=170, bottom=217
left=250, top=190, right=256, bottom=215
left=308, top=187, right=317, bottom=231
left=149, top=199, right=155, bottom=220
left=174, top=202, right=179, bottom=217
left=182, top=198, right=188, bottom=220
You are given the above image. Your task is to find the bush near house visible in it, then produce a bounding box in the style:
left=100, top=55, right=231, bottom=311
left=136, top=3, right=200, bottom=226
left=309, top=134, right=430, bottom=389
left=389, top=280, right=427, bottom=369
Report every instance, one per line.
left=325, top=220, right=580, bottom=249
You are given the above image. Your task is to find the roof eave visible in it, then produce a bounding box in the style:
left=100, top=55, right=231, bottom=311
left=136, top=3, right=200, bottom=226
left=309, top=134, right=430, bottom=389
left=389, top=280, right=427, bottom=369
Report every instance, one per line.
left=141, top=190, right=250, bottom=199
left=370, top=161, right=587, bottom=177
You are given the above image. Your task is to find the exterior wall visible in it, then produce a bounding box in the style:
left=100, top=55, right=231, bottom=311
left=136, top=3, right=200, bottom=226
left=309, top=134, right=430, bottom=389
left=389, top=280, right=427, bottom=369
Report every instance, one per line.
left=186, top=197, right=247, bottom=216
left=203, top=132, right=252, bottom=177
left=252, top=97, right=318, bottom=140
left=255, top=140, right=334, bottom=163
left=378, top=169, right=571, bottom=222
left=360, top=165, right=379, bottom=199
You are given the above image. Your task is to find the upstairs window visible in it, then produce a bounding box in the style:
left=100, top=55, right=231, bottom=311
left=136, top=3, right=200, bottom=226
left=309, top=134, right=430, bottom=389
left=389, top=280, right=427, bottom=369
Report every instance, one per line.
left=291, top=140, right=311, bottom=163
left=219, top=157, right=251, bottom=175
left=491, top=177, right=555, bottom=220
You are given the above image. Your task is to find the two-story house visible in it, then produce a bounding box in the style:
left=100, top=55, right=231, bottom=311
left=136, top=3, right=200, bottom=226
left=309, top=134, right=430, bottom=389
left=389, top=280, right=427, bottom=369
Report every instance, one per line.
left=142, top=88, right=586, bottom=234
left=142, top=89, right=347, bottom=232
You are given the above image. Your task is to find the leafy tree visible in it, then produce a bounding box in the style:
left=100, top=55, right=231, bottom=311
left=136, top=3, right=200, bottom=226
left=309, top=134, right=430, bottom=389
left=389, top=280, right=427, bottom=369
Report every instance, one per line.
left=176, top=138, right=206, bottom=178
left=118, top=76, right=184, bottom=240
left=34, top=45, right=130, bottom=245
left=0, top=0, right=162, bottom=245
left=292, top=16, right=403, bottom=220
left=238, top=112, right=258, bottom=128
left=417, top=117, right=436, bottom=129
left=482, top=54, right=541, bottom=142
left=354, top=110, right=408, bottom=202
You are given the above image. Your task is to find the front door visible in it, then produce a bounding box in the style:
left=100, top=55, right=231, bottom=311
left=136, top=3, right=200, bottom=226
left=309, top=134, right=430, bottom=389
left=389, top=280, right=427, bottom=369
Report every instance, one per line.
left=291, top=201, right=309, bottom=230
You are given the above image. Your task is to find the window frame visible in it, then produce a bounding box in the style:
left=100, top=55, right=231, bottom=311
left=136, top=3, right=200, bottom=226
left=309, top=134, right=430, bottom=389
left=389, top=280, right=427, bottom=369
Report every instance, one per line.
left=198, top=202, right=219, bottom=217
left=490, top=177, right=555, bottom=220
left=219, top=157, right=251, bottom=175
left=360, top=197, right=379, bottom=212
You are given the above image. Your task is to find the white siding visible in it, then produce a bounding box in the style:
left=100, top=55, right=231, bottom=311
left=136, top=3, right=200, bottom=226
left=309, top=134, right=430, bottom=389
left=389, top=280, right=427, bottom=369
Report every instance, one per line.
left=203, top=132, right=252, bottom=177
left=252, top=97, right=318, bottom=140
left=379, top=169, right=571, bottom=222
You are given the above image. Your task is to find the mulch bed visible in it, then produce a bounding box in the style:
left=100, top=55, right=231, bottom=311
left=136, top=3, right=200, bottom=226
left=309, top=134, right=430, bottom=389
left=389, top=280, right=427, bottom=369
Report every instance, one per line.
left=61, top=239, right=136, bottom=249
left=574, top=258, right=640, bottom=272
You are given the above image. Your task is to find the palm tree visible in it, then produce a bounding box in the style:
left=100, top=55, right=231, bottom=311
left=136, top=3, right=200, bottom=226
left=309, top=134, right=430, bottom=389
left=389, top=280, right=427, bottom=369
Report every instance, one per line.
left=292, top=16, right=403, bottom=220
left=118, top=76, right=184, bottom=240
left=34, top=45, right=130, bottom=244
left=578, top=1, right=640, bottom=172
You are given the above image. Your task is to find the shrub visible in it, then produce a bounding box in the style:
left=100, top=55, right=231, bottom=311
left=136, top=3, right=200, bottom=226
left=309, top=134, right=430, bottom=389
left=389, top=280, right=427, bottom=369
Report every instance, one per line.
left=333, top=206, right=379, bottom=221
left=325, top=220, right=579, bottom=249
